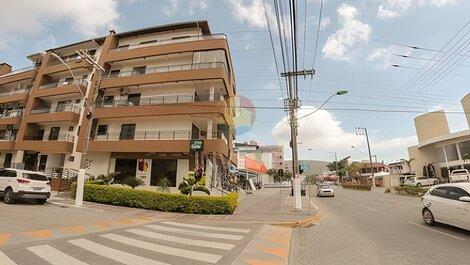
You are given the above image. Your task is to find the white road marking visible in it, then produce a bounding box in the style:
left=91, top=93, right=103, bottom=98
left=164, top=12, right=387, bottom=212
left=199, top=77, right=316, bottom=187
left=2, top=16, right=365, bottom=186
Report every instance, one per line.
left=161, top=221, right=250, bottom=233
left=358, top=204, right=377, bottom=211
left=126, top=228, right=235, bottom=250
left=309, top=200, right=319, bottom=210
left=410, top=222, right=466, bottom=241
left=0, top=251, right=17, bottom=265
left=68, top=238, right=169, bottom=265
left=27, top=245, right=89, bottom=265
left=101, top=233, right=221, bottom=263
left=146, top=224, right=244, bottom=240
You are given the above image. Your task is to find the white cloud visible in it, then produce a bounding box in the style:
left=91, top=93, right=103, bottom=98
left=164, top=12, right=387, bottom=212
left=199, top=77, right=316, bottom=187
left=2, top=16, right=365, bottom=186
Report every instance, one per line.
left=163, top=0, right=209, bottom=16
left=322, top=4, right=371, bottom=61
left=378, top=0, right=455, bottom=19
left=370, top=136, right=418, bottom=161
left=227, top=0, right=273, bottom=28
left=0, top=0, right=118, bottom=50
left=320, top=17, right=331, bottom=29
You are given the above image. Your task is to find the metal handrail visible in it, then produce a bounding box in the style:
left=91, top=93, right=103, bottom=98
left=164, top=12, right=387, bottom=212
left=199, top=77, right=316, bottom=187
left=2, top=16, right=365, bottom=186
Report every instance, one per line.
left=30, top=104, right=81, bottom=115
left=0, top=86, right=31, bottom=97
left=109, top=34, right=227, bottom=53
left=93, top=130, right=227, bottom=141
left=102, top=62, right=227, bottom=79
left=24, top=133, right=75, bottom=142
left=39, top=79, right=87, bottom=90
left=0, top=109, right=23, bottom=118
left=0, top=66, right=36, bottom=78
left=97, top=94, right=196, bottom=107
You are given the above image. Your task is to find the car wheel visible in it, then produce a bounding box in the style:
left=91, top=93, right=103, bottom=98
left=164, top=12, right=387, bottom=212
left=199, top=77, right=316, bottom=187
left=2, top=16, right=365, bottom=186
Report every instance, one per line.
left=3, top=188, right=15, bottom=204
left=416, top=183, right=422, bottom=187
left=433, top=181, right=438, bottom=185
left=422, top=208, right=435, bottom=226
left=37, top=199, right=47, bottom=204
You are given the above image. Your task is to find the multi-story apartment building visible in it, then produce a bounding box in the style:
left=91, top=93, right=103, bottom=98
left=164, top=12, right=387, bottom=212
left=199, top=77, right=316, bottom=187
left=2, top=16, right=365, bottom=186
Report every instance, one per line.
left=0, top=21, right=237, bottom=191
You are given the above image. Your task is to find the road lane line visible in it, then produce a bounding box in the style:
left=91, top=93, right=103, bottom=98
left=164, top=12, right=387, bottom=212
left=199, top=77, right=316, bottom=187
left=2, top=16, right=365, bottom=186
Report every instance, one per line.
left=68, top=238, right=169, bottom=265
left=146, top=224, right=244, bottom=240
left=0, top=251, right=17, bottom=265
left=358, top=204, right=377, bottom=211
left=126, top=228, right=235, bottom=250
left=101, top=233, right=222, bottom=263
left=309, top=200, right=319, bottom=210
left=410, top=222, right=466, bottom=241
left=161, top=221, right=250, bottom=233
left=27, top=245, right=89, bottom=265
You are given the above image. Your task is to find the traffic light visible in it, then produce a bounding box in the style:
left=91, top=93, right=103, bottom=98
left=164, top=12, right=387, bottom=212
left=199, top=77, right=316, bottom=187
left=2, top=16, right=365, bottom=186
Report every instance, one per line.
left=299, top=165, right=304, bottom=174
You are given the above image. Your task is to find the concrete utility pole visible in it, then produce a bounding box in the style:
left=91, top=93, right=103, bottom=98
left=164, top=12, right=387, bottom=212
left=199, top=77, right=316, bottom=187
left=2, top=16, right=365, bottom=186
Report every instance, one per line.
left=356, top=127, right=375, bottom=187
left=281, top=69, right=314, bottom=211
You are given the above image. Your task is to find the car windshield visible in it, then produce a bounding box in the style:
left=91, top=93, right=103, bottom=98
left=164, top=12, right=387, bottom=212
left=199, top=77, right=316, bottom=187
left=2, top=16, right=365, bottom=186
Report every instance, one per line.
left=320, top=185, right=331, bottom=189
left=22, top=173, right=48, bottom=181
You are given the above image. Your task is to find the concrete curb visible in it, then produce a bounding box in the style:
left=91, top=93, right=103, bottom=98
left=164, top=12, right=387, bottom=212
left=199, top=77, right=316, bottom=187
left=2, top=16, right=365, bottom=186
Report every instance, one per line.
left=271, top=211, right=321, bottom=228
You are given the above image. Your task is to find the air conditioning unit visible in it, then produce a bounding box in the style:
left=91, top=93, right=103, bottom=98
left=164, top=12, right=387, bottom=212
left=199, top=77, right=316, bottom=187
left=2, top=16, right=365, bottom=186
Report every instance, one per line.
left=200, top=131, right=207, bottom=137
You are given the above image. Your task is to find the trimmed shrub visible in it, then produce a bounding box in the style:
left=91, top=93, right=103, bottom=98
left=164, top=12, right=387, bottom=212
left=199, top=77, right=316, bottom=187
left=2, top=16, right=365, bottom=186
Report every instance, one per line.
left=72, top=183, right=238, bottom=214
left=394, top=185, right=428, bottom=196
left=384, top=188, right=391, bottom=193
left=341, top=184, right=372, bottom=191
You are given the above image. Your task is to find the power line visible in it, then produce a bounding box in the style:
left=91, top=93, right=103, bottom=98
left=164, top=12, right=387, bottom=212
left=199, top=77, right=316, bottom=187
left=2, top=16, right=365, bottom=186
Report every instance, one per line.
left=307, top=0, right=324, bottom=103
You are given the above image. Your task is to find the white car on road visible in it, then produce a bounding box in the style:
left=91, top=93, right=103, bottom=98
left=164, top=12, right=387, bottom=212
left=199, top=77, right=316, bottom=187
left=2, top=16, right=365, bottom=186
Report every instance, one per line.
left=421, top=183, right=470, bottom=231
left=449, top=169, right=470, bottom=183
left=317, top=184, right=334, bottom=197
left=405, top=176, right=439, bottom=187
left=0, top=168, right=51, bottom=204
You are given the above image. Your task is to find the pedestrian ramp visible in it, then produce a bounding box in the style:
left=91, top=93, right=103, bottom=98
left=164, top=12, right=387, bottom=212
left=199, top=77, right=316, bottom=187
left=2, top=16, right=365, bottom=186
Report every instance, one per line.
left=0, top=221, right=252, bottom=265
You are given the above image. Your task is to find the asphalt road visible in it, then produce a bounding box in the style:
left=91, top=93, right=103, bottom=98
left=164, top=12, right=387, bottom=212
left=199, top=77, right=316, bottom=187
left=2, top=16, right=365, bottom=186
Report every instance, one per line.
left=290, top=186, right=470, bottom=265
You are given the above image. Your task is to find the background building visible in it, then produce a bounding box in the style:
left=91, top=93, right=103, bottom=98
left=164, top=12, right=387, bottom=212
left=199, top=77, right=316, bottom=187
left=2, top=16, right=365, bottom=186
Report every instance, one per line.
left=284, top=159, right=329, bottom=176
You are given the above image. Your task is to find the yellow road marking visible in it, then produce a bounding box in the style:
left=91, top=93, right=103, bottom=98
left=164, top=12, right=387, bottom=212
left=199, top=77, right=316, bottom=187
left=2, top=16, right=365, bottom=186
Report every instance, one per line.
left=0, top=234, right=11, bottom=246
left=60, top=226, right=86, bottom=233
left=21, top=230, right=52, bottom=238
left=93, top=221, right=113, bottom=228
left=258, top=245, right=288, bottom=258
left=246, top=259, right=284, bottom=265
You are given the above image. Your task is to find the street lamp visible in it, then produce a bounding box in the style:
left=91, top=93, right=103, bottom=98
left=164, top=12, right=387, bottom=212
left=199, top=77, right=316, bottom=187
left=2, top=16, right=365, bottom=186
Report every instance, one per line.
left=51, top=50, right=104, bottom=206
left=298, top=90, right=348, bottom=120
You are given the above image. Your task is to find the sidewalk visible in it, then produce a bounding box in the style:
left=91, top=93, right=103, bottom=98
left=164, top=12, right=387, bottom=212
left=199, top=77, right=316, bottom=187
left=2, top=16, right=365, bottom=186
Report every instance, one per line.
left=49, top=188, right=318, bottom=225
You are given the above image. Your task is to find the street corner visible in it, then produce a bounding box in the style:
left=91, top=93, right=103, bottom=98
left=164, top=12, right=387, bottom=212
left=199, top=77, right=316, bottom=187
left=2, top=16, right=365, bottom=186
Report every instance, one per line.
left=232, top=225, right=292, bottom=265
left=272, top=211, right=321, bottom=228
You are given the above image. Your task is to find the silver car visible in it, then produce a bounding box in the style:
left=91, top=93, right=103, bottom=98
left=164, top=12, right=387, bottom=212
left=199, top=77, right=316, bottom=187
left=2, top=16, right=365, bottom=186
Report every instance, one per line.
left=421, top=183, right=470, bottom=231
left=317, top=184, right=334, bottom=197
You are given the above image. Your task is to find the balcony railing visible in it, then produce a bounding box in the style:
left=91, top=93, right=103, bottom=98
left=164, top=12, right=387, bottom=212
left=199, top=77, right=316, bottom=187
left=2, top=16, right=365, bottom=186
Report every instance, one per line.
left=30, top=104, right=81, bottom=115
left=97, top=94, right=196, bottom=107
left=0, top=86, right=31, bottom=97
left=0, top=66, right=36, bottom=78
left=23, top=133, right=74, bottom=142
left=109, top=34, right=227, bottom=53
left=39, top=79, right=88, bottom=90
left=101, top=62, right=227, bottom=80
left=0, top=109, right=23, bottom=118
left=0, top=132, right=17, bottom=141
left=94, top=130, right=227, bottom=141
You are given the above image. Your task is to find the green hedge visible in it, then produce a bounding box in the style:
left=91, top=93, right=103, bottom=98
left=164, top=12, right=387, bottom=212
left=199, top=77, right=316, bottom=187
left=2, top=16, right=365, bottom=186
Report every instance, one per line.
left=71, top=183, right=238, bottom=214
left=341, top=184, right=372, bottom=191
left=394, top=185, right=428, bottom=196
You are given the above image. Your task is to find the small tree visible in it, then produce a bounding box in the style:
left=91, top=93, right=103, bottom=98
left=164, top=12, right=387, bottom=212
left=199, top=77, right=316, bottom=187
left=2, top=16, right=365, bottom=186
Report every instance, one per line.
left=347, top=163, right=360, bottom=180
left=157, top=177, right=171, bottom=193
left=178, top=177, right=210, bottom=196
left=327, top=160, right=348, bottom=178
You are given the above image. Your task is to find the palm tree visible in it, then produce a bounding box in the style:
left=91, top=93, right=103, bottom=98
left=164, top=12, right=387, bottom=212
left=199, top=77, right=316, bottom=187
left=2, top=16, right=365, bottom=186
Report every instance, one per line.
left=401, top=158, right=414, bottom=174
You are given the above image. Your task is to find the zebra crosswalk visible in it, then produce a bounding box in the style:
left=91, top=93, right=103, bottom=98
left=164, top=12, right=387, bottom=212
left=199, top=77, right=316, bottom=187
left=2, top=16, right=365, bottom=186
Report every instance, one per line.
left=0, top=221, right=253, bottom=265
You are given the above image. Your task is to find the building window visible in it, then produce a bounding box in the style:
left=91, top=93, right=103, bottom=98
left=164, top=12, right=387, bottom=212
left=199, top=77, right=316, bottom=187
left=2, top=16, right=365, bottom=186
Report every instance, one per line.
left=118, top=44, right=129, bottom=50
left=109, top=70, right=120, bottom=78
left=68, top=126, right=74, bottom=131
left=132, top=66, right=146, bottom=76
left=120, top=124, right=136, bottom=140
left=97, top=125, right=108, bottom=136
left=103, top=96, right=114, bottom=106
left=151, top=159, right=177, bottom=187
left=445, top=144, right=459, bottom=161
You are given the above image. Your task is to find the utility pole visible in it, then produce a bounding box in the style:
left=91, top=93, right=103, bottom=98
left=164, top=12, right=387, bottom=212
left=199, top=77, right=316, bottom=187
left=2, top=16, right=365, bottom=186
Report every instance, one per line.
left=356, top=127, right=375, bottom=187
left=281, top=69, right=314, bottom=211
left=333, top=152, right=339, bottom=182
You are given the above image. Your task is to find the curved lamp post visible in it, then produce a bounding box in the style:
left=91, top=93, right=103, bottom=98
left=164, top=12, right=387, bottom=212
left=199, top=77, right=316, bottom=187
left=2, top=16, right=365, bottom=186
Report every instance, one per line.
left=297, top=90, right=348, bottom=120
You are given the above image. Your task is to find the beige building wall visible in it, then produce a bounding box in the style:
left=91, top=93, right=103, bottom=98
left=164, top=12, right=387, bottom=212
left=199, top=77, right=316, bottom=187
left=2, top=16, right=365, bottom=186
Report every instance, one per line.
left=414, top=110, right=450, bottom=143
left=461, top=93, right=470, bottom=128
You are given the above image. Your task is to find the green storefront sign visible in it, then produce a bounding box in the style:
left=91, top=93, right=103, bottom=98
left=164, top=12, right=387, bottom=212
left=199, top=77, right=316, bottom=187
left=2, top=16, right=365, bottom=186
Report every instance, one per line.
left=190, top=140, right=204, bottom=151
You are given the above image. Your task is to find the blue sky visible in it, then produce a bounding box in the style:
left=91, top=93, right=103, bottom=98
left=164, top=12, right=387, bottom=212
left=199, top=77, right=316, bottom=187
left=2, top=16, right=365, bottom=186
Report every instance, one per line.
left=1, top=0, right=470, bottom=164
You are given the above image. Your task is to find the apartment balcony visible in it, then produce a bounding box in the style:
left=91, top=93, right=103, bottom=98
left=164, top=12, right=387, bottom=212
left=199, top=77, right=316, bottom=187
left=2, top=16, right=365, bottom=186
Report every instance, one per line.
left=94, top=96, right=231, bottom=123
left=86, top=130, right=229, bottom=155
left=105, top=34, right=229, bottom=62
left=0, top=67, right=37, bottom=85
left=27, top=105, right=80, bottom=124
left=99, top=62, right=231, bottom=95
left=36, top=79, right=87, bottom=98
left=0, top=86, right=30, bottom=104
left=43, top=57, right=91, bottom=76
left=17, top=133, right=74, bottom=153
left=0, top=110, right=23, bottom=126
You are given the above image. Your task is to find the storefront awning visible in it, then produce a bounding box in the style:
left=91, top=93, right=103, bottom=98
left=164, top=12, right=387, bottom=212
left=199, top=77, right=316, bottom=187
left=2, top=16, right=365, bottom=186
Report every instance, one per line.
left=245, top=156, right=267, bottom=174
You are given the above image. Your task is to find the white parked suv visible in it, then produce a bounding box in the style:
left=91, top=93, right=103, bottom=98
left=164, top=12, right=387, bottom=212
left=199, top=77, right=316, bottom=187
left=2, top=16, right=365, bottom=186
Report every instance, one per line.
left=449, top=169, right=470, bottom=183
left=405, top=176, right=439, bottom=187
left=421, top=183, right=470, bottom=231
left=0, top=168, right=51, bottom=204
